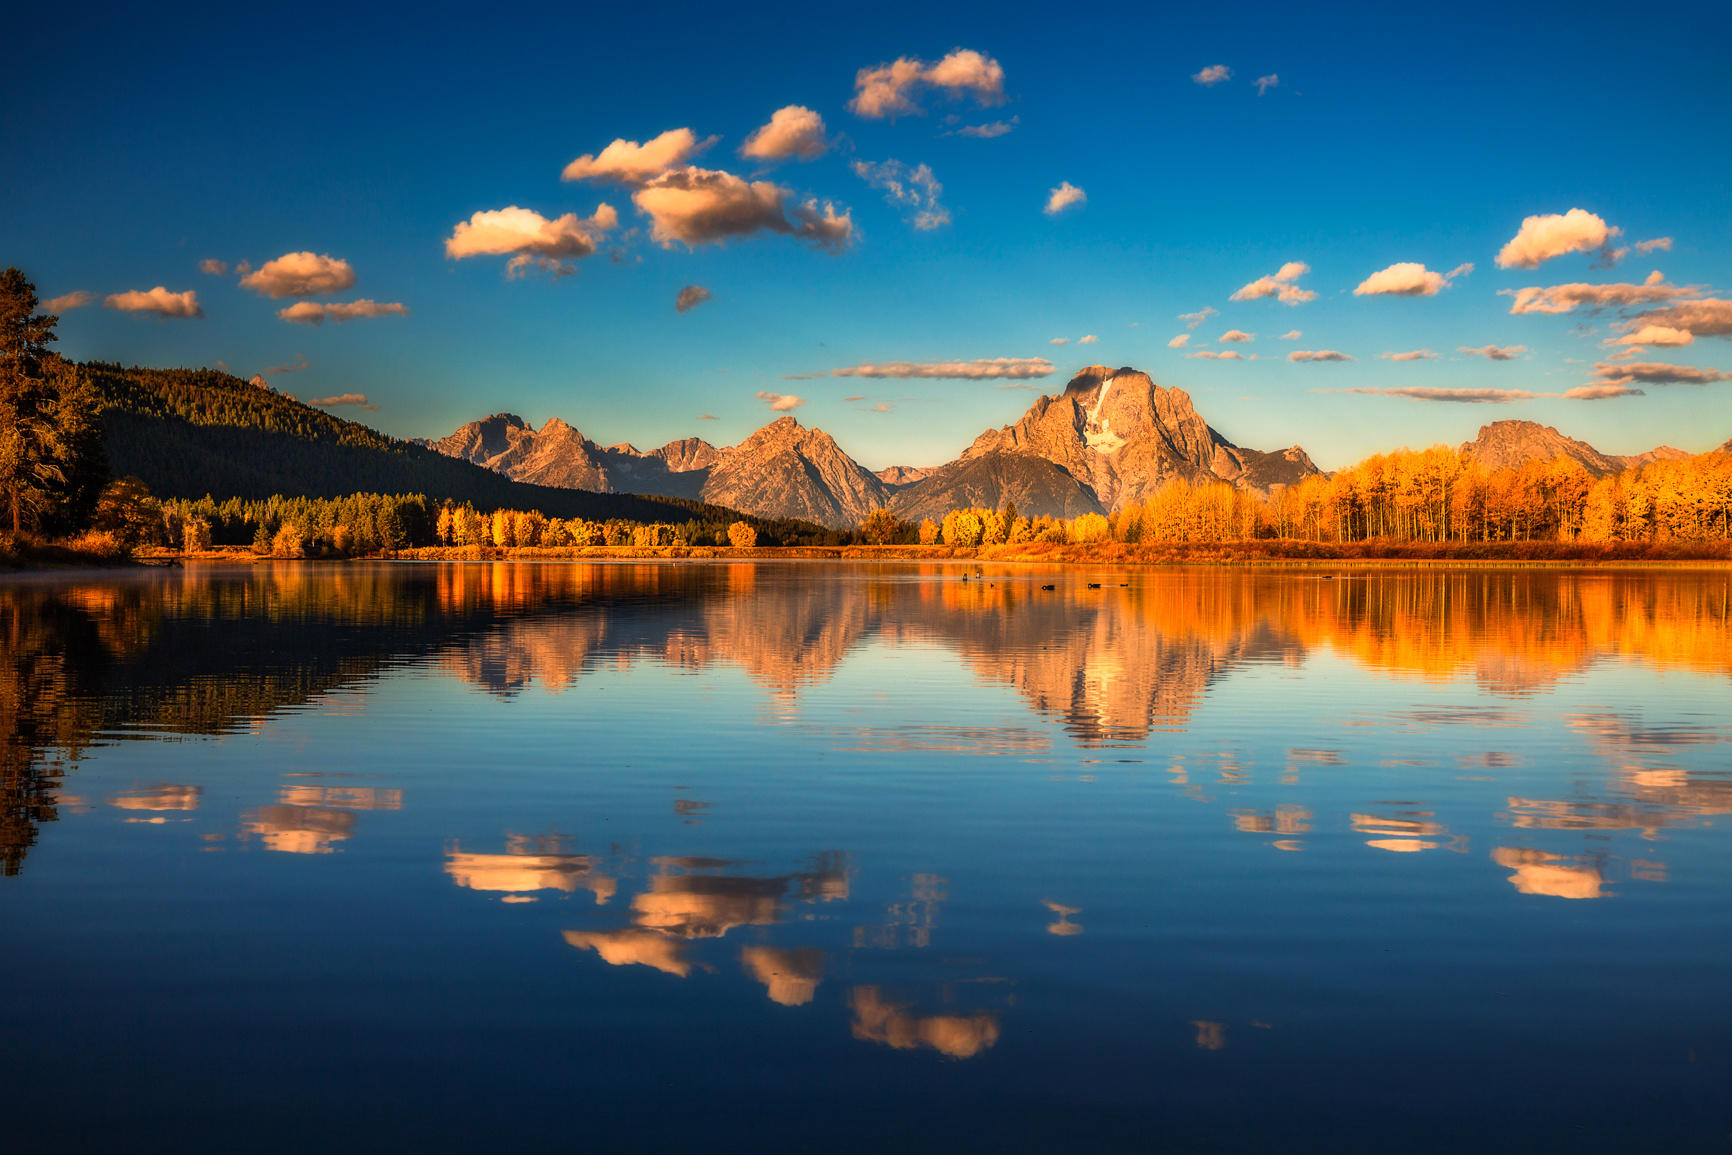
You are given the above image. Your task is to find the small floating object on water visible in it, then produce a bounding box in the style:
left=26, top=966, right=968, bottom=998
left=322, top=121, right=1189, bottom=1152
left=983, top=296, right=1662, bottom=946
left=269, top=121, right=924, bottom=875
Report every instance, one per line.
left=1086, top=582, right=1101, bottom=589
left=1040, top=583, right=1055, bottom=591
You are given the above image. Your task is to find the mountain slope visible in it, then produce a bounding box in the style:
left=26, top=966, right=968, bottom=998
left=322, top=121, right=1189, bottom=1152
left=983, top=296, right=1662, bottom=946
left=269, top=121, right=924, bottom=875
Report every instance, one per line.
left=430, top=414, right=715, bottom=499
left=700, top=417, right=887, bottom=528
left=1459, top=420, right=1696, bottom=477
left=86, top=363, right=761, bottom=525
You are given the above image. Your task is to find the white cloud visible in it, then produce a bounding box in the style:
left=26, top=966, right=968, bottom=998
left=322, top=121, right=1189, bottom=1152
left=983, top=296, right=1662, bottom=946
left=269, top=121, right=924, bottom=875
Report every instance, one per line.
left=1457, top=344, right=1528, bottom=361
left=239, top=252, right=357, bottom=298
left=1381, top=350, right=1437, bottom=361
left=1231, top=262, right=1315, bottom=305
left=853, top=159, right=949, bottom=230
left=44, top=290, right=93, bottom=312
left=1078, top=334, right=1098, bottom=344
left=1219, top=329, right=1254, bottom=343
left=1255, top=73, right=1279, bottom=95
left=198, top=258, right=228, bottom=276
left=1189, top=350, right=1245, bottom=360
left=1288, top=349, right=1351, bottom=362
left=1192, top=64, right=1232, bottom=86
left=740, top=106, right=829, bottom=162
left=1045, top=181, right=1086, bottom=216
left=1495, top=208, right=1620, bottom=269
left=279, top=299, right=409, bottom=324
left=1049, top=337, right=1068, bottom=346
left=1179, top=307, right=1217, bottom=329
left=309, top=392, right=378, bottom=411
left=562, top=128, right=714, bottom=185
left=1167, top=333, right=1191, bottom=348
left=632, top=168, right=854, bottom=251
left=104, top=287, right=203, bottom=318
left=755, top=390, right=805, bottom=411
left=675, top=285, right=713, bottom=313
left=1353, top=261, right=1471, bottom=297
left=850, top=49, right=1006, bottom=119
left=791, top=357, right=1053, bottom=380
left=1279, top=329, right=1301, bottom=340
left=445, top=204, right=619, bottom=276
left=1633, top=237, right=1672, bottom=255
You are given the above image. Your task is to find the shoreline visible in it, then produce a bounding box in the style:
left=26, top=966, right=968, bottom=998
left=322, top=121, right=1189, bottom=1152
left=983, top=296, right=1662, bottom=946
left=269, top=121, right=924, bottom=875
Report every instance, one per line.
left=111, top=540, right=1732, bottom=570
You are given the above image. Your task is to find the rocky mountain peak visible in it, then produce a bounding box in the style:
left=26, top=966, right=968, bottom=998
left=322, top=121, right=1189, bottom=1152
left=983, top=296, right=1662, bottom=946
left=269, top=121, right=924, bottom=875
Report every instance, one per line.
left=1460, top=420, right=1621, bottom=477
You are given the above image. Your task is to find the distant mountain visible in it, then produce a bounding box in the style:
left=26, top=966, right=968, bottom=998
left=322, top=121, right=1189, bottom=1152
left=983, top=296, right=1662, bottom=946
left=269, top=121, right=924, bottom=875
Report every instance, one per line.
left=429, top=414, right=717, bottom=499
left=876, top=465, right=935, bottom=488
left=1459, top=420, right=1690, bottom=477
left=85, top=362, right=767, bottom=527
left=891, top=366, right=1319, bottom=521
left=426, top=364, right=1321, bottom=525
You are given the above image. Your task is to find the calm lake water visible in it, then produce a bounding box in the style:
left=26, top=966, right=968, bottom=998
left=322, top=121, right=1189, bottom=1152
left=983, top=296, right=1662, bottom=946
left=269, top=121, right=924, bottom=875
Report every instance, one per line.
left=3, top=561, right=1729, bottom=1152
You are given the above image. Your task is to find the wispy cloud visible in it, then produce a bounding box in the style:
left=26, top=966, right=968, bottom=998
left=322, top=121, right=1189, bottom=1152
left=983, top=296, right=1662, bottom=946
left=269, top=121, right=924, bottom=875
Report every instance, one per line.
left=44, top=290, right=93, bottom=312
left=1255, top=73, right=1279, bottom=95
left=1333, top=385, right=1638, bottom=403
left=853, top=159, right=949, bottom=230
left=105, top=287, right=202, bottom=318
left=279, top=299, right=408, bottom=324
left=1279, top=329, right=1301, bottom=340
left=1045, top=181, right=1086, bottom=216
left=1049, top=337, right=1068, bottom=346
left=198, top=258, right=228, bottom=276
left=1077, top=334, right=1098, bottom=344
left=1167, top=333, right=1191, bottom=348
left=787, top=357, right=1054, bottom=380
left=1381, top=350, right=1437, bottom=361
left=1633, top=237, right=1673, bottom=255
left=1178, top=307, right=1218, bottom=329
left=1231, top=261, right=1315, bottom=305
left=951, top=117, right=1018, bottom=138
left=1589, top=360, right=1730, bottom=386
left=1495, top=208, right=1620, bottom=269
left=1610, top=324, right=1692, bottom=348
left=1192, top=64, right=1232, bottom=86
left=1502, top=270, right=1697, bottom=315
left=675, top=285, right=713, bottom=313
left=309, top=392, right=378, bottom=410
left=1458, top=344, right=1528, bottom=360
left=850, top=49, right=1006, bottom=119
left=1623, top=298, right=1732, bottom=338
left=740, top=106, right=829, bottom=162
left=1288, top=349, right=1352, bottom=362
left=1219, top=329, right=1254, bottom=343
left=265, top=354, right=308, bottom=375
left=755, top=390, right=805, bottom=410
left=1189, top=350, right=1245, bottom=360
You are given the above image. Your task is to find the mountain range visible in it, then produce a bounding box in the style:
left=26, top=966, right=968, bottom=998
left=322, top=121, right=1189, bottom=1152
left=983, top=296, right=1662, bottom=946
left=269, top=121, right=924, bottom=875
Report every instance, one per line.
left=426, top=367, right=1727, bottom=528
left=428, top=366, right=1322, bottom=527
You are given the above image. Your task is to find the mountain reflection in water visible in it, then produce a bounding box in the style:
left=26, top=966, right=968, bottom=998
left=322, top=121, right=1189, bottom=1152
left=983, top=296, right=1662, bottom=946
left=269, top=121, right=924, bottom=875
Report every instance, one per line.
left=2, top=561, right=1730, bottom=1151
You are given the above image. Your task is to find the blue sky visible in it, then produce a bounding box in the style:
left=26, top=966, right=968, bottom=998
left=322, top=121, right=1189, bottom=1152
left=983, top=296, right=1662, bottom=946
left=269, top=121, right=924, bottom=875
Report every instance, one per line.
left=5, top=0, right=1729, bottom=470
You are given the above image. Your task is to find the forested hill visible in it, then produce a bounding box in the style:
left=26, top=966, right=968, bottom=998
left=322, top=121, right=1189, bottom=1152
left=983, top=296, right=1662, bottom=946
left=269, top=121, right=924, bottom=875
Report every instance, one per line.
left=85, top=362, right=762, bottom=525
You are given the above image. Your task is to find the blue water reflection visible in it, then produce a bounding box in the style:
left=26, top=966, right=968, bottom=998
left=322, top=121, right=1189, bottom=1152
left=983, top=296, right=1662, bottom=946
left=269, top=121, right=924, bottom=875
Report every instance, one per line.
left=1, top=561, right=1728, bottom=1152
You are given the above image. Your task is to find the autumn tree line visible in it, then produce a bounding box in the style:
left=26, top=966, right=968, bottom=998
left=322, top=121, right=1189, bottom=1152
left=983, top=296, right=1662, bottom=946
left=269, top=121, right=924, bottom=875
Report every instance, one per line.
left=903, top=449, right=1732, bottom=549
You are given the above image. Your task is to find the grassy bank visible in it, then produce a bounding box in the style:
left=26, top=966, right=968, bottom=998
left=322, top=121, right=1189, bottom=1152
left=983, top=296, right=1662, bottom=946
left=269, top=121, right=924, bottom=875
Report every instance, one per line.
left=0, top=531, right=137, bottom=571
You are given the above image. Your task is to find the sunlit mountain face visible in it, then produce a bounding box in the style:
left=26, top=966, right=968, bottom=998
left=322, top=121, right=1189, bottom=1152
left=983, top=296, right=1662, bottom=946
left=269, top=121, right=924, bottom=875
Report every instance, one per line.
left=2, top=561, right=1729, bottom=1150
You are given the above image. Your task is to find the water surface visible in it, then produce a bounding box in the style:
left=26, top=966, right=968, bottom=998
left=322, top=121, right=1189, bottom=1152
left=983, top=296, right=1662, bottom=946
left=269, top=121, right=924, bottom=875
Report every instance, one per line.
left=3, top=562, right=1729, bottom=1152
